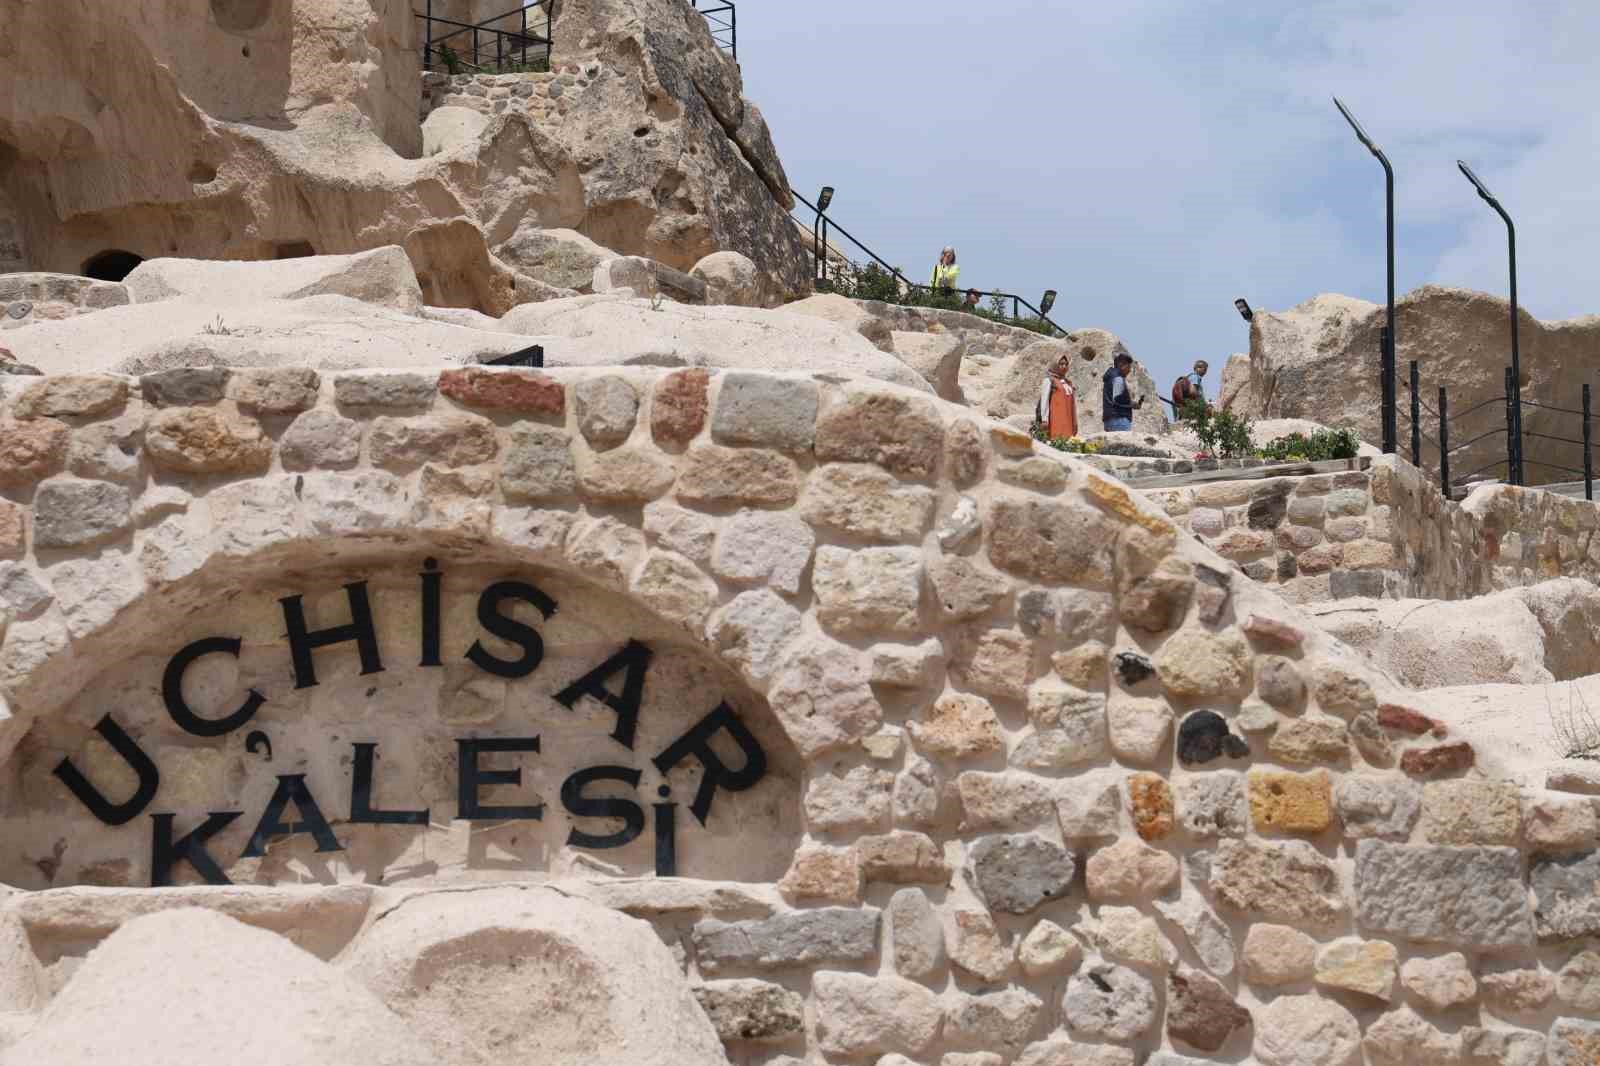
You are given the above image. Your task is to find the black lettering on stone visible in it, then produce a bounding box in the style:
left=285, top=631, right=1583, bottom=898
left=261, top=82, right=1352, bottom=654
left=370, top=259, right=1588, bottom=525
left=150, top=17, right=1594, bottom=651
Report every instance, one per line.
left=419, top=558, right=443, bottom=668
left=651, top=702, right=767, bottom=826
left=151, top=811, right=242, bottom=886
left=162, top=636, right=266, bottom=737
left=53, top=714, right=160, bottom=827
left=465, top=581, right=557, bottom=679
left=553, top=640, right=652, bottom=751
left=242, top=774, right=343, bottom=857
left=349, top=743, right=429, bottom=825
left=559, top=765, right=644, bottom=849
left=653, top=801, right=677, bottom=877
left=457, top=737, right=544, bottom=821
left=279, top=581, right=384, bottom=690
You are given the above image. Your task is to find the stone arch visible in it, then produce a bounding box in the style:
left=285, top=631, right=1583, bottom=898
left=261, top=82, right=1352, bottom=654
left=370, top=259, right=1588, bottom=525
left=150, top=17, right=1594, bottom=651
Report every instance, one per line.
left=0, top=526, right=805, bottom=890
left=80, top=249, right=144, bottom=282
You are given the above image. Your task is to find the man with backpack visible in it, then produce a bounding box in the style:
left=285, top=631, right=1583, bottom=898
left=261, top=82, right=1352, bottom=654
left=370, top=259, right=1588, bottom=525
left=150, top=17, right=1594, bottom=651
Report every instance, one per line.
left=1102, top=354, right=1145, bottom=431
left=1170, top=360, right=1210, bottom=420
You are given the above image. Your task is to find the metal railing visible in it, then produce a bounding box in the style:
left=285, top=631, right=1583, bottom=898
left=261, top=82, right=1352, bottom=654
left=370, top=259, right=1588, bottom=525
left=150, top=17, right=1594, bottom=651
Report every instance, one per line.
left=418, top=2, right=552, bottom=75
left=791, top=190, right=1067, bottom=337
left=691, top=1, right=736, bottom=60
left=1401, top=361, right=1593, bottom=501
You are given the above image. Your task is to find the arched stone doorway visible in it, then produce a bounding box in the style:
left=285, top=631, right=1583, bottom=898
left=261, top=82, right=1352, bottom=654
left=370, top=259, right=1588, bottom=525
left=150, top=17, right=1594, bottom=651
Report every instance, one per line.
left=2, top=551, right=802, bottom=889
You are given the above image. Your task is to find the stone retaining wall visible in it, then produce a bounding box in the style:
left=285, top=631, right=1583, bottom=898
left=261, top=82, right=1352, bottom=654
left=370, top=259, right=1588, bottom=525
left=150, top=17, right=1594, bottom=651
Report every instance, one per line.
left=1143, top=456, right=1600, bottom=605
left=2, top=368, right=1599, bottom=1062
left=0, top=274, right=130, bottom=332
left=421, top=68, right=584, bottom=123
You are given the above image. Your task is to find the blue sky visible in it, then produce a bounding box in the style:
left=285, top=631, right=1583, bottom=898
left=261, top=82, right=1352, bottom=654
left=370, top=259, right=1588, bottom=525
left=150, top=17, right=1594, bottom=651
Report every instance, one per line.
left=738, top=0, right=1600, bottom=389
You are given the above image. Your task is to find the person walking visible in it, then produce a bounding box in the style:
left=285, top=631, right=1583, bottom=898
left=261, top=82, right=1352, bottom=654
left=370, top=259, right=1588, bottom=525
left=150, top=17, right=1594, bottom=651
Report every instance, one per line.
left=1171, top=359, right=1210, bottom=419
left=1102, top=353, right=1144, bottom=431
left=930, top=247, right=960, bottom=293
left=1037, top=353, right=1079, bottom=440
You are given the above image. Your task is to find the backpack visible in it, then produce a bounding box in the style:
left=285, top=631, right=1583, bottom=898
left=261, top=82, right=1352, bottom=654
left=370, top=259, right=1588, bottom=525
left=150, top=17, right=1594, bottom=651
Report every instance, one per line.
left=1172, top=375, right=1193, bottom=412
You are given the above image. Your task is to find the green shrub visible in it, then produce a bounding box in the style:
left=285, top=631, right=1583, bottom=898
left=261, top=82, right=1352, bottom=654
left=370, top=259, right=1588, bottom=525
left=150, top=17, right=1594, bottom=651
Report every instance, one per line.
left=438, top=42, right=463, bottom=75
left=1187, top=400, right=1255, bottom=459
left=1029, top=422, right=1099, bottom=454
left=1256, top=427, right=1360, bottom=462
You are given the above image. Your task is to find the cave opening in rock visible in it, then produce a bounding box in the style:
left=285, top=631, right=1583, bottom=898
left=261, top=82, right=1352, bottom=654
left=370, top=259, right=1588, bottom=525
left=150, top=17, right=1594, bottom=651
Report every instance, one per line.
left=210, top=0, right=275, bottom=33
left=82, top=250, right=144, bottom=281
left=274, top=241, right=317, bottom=259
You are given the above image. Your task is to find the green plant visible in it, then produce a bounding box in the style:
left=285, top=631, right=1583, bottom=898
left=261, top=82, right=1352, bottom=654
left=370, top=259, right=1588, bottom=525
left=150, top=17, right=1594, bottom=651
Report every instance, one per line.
left=1256, top=427, right=1361, bottom=462
left=833, top=262, right=904, bottom=303
left=201, top=315, right=231, bottom=336
left=497, top=54, right=551, bottom=74
left=1029, top=422, right=1100, bottom=454
left=1187, top=400, right=1255, bottom=459
left=438, top=42, right=464, bottom=75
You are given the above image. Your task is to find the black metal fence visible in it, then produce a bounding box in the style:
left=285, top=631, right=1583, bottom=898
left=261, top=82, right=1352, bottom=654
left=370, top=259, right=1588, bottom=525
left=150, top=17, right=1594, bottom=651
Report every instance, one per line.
left=1402, top=361, right=1593, bottom=501
left=417, top=2, right=733, bottom=73
left=418, top=2, right=552, bottom=75
left=791, top=190, right=1067, bottom=338
left=690, top=1, right=736, bottom=60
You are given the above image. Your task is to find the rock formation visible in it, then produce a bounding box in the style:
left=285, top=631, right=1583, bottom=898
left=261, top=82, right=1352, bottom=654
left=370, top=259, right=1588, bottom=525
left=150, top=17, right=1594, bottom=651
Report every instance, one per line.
left=0, top=0, right=808, bottom=304
left=1307, top=577, right=1600, bottom=688
left=1244, top=285, right=1600, bottom=486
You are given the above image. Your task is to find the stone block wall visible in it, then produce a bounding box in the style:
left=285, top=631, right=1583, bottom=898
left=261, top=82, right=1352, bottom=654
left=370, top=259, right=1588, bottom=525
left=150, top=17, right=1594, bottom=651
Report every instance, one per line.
left=2, top=368, right=1600, bottom=1062
left=0, top=274, right=131, bottom=332
left=421, top=68, right=591, bottom=123
left=1143, top=457, right=1600, bottom=605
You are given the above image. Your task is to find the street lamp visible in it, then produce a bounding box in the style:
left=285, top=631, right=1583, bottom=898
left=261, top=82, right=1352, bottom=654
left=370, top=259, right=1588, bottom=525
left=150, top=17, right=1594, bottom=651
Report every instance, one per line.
left=813, top=185, right=835, bottom=288
left=1233, top=298, right=1253, bottom=322
left=1458, top=160, right=1523, bottom=485
left=1333, top=96, right=1398, bottom=455
left=1040, top=289, right=1057, bottom=316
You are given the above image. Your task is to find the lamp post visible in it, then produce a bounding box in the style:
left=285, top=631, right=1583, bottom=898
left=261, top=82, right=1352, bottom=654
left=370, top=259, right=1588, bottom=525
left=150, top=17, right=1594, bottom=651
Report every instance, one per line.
left=1457, top=160, right=1523, bottom=486
left=1040, top=290, right=1057, bottom=316
left=1233, top=298, right=1253, bottom=322
left=1333, top=97, right=1398, bottom=455
left=813, top=185, right=835, bottom=289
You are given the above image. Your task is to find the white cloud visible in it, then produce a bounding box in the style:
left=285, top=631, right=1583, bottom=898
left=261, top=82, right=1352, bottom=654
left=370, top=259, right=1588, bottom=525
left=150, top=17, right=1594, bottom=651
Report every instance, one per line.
left=740, top=0, right=1600, bottom=389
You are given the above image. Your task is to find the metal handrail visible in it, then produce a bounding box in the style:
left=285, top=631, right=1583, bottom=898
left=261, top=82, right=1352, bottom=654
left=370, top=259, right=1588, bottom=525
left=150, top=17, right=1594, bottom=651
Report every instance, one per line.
left=418, top=3, right=551, bottom=74
left=690, top=1, right=737, bottom=60
left=791, top=190, right=1068, bottom=337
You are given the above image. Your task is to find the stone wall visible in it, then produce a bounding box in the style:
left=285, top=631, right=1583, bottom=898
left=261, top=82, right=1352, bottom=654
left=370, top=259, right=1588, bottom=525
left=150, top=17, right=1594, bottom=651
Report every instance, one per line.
left=1143, top=456, right=1600, bottom=605
left=422, top=70, right=570, bottom=122
left=0, top=275, right=132, bottom=332
left=2, top=368, right=1600, bottom=1062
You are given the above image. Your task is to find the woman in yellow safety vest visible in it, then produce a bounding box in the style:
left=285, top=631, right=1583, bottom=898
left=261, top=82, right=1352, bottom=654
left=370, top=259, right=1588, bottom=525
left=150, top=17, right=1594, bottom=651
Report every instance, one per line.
left=931, top=246, right=960, bottom=291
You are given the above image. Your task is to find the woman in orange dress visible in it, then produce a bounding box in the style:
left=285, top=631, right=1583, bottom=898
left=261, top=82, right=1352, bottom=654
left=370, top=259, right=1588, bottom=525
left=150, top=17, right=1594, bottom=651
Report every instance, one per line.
left=1037, top=353, right=1078, bottom=440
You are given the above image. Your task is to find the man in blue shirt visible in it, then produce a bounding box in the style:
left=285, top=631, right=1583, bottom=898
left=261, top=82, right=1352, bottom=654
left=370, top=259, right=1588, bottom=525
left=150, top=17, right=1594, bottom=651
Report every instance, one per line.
left=1102, top=354, right=1144, bottom=431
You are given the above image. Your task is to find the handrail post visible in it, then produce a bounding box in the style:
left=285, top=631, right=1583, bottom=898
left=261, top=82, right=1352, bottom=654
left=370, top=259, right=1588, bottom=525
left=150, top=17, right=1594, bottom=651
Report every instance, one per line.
left=1439, top=387, right=1450, bottom=496
left=1409, top=360, right=1420, bottom=466
left=731, top=2, right=737, bottom=62
left=1585, top=383, right=1593, bottom=501
left=425, top=0, right=433, bottom=68
left=1504, top=367, right=1518, bottom=486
